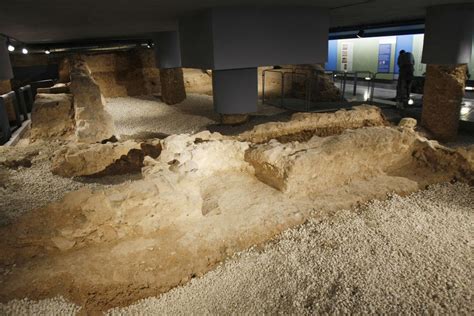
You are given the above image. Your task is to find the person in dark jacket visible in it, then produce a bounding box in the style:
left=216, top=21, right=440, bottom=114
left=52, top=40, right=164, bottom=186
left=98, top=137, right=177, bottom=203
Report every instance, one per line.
left=396, top=50, right=415, bottom=108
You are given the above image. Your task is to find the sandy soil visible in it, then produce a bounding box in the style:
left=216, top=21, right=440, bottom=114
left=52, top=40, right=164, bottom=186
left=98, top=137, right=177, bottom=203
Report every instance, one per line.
left=1, top=183, right=471, bottom=315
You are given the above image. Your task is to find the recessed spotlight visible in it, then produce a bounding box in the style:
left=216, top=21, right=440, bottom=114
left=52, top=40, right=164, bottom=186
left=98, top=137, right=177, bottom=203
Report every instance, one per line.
left=364, top=77, right=371, bottom=81
left=7, top=44, right=15, bottom=52
left=45, top=49, right=51, bottom=55
left=408, top=99, right=414, bottom=105
left=21, top=47, right=28, bottom=54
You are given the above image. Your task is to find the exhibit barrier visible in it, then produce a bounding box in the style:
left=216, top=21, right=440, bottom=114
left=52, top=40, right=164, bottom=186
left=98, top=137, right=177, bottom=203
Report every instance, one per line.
left=263, top=68, right=372, bottom=112
left=0, top=81, right=52, bottom=145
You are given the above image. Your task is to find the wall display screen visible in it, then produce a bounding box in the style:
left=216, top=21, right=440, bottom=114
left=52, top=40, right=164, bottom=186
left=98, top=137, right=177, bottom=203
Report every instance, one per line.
left=377, top=43, right=392, bottom=73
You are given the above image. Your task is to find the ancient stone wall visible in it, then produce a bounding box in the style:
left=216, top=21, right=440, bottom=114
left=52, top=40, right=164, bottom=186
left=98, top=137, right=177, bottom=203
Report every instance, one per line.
left=60, top=49, right=161, bottom=98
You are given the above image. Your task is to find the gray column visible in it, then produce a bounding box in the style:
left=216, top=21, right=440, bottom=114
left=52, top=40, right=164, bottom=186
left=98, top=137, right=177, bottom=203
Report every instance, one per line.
left=213, top=68, right=257, bottom=114
left=0, top=36, right=13, bottom=80
left=153, top=31, right=182, bottom=69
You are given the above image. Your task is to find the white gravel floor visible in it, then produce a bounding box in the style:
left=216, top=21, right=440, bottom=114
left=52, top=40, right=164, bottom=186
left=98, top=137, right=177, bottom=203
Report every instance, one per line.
left=105, top=94, right=219, bottom=138
left=3, top=183, right=467, bottom=315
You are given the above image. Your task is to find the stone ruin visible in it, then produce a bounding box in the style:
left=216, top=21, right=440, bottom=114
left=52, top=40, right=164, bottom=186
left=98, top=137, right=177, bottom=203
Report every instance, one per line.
left=70, top=57, right=116, bottom=143
left=0, top=105, right=472, bottom=312
left=29, top=57, right=116, bottom=143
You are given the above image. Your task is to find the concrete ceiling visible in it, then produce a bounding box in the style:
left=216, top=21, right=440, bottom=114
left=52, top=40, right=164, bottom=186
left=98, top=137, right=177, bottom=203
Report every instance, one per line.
left=0, top=0, right=470, bottom=43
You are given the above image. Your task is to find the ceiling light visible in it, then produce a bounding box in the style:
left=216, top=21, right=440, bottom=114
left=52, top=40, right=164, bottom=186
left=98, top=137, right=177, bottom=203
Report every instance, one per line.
left=357, top=30, right=365, bottom=38
left=408, top=99, right=414, bottom=105
left=45, top=49, right=51, bottom=54
left=465, top=86, right=473, bottom=91
left=21, top=47, right=28, bottom=54
left=365, top=77, right=371, bottom=81
left=6, top=38, right=15, bottom=52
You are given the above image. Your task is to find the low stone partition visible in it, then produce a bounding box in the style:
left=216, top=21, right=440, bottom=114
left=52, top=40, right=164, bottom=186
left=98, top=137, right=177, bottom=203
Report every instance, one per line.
left=245, top=126, right=418, bottom=195
left=239, top=105, right=387, bottom=143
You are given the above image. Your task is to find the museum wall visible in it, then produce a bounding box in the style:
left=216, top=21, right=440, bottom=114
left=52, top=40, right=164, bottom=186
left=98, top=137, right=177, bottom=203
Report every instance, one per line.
left=326, top=34, right=474, bottom=78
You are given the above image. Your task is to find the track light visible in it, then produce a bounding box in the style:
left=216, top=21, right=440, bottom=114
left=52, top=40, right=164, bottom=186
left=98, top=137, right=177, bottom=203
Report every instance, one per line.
left=21, top=47, right=28, bottom=54
left=45, top=49, right=51, bottom=55
left=6, top=38, right=15, bottom=52
left=357, top=29, right=365, bottom=38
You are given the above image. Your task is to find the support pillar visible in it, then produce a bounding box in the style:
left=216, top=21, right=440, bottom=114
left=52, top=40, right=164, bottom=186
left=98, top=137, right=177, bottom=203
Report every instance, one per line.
left=420, top=4, right=473, bottom=141
left=0, top=36, right=13, bottom=81
left=154, top=31, right=186, bottom=105
left=213, top=68, right=257, bottom=124
left=159, top=68, right=186, bottom=105
left=421, top=64, right=467, bottom=141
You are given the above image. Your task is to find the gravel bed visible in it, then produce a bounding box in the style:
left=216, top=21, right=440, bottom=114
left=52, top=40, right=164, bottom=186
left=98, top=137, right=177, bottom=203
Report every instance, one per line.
left=107, top=182, right=473, bottom=315
left=0, top=297, right=80, bottom=315
left=105, top=94, right=219, bottom=138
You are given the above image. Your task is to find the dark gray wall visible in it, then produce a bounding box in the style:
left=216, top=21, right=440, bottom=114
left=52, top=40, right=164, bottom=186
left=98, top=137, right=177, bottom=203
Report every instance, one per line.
left=212, top=68, right=257, bottom=114
left=0, top=37, right=13, bottom=80
left=153, top=31, right=182, bottom=69
left=422, top=4, right=473, bottom=65
left=179, top=7, right=329, bottom=70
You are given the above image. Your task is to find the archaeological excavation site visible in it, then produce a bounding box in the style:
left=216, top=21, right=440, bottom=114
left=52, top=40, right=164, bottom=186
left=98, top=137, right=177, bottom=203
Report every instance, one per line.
left=0, top=1, right=473, bottom=315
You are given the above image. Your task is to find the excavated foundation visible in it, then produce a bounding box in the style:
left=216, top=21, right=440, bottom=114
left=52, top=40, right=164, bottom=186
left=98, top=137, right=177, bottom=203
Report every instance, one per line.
left=0, top=108, right=472, bottom=312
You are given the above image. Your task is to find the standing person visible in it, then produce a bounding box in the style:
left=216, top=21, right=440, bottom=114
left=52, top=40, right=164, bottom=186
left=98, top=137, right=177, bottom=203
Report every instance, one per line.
left=397, top=50, right=415, bottom=109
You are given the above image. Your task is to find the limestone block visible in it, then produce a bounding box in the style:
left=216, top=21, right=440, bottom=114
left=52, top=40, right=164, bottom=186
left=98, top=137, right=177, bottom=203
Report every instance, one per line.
left=70, top=58, right=116, bottom=143
left=51, top=139, right=161, bottom=177
left=421, top=64, right=467, bottom=141
left=245, top=127, right=418, bottom=196
left=398, top=117, right=417, bottom=129
left=143, top=131, right=251, bottom=179
left=239, top=105, right=387, bottom=143
left=30, top=93, right=75, bottom=140
left=160, top=67, right=186, bottom=105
